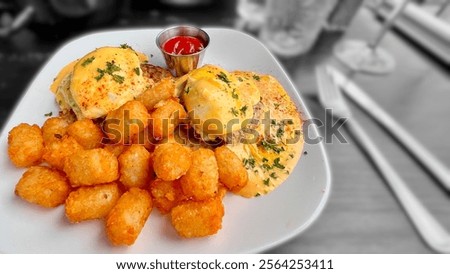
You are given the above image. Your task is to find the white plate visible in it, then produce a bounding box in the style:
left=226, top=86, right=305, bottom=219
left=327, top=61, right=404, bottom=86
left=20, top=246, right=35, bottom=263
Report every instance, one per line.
left=0, top=28, right=331, bottom=254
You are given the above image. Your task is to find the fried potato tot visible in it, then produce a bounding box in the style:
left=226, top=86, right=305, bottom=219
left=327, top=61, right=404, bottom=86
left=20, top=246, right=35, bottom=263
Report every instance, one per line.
left=65, top=183, right=121, bottom=223
left=131, top=127, right=156, bottom=151
left=64, top=148, right=119, bottom=187
left=67, top=118, right=104, bottom=149
left=149, top=98, right=187, bottom=140
left=153, top=143, right=191, bottom=181
left=215, top=146, right=248, bottom=192
left=104, top=100, right=150, bottom=144
left=15, top=166, right=71, bottom=208
left=8, top=123, right=44, bottom=167
left=137, top=77, right=175, bottom=111
left=150, top=178, right=186, bottom=214
left=118, top=144, right=153, bottom=189
left=171, top=195, right=224, bottom=238
left=42, top=135, right=83, bottom=170
left=180, top=148, right=219, bottom=201
left=41, top=117, right=70, bottom=145
left=106, top=188, right=153, bottom=246
left=103, top=143, right=129, bottom=157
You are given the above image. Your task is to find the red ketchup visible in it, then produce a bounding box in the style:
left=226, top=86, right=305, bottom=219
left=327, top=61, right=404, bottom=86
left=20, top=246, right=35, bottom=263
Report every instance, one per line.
left=162, top=36, right=205, bottom=55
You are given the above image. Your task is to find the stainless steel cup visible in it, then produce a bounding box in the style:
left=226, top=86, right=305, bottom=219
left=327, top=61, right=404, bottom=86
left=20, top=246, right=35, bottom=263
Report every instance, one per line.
left=156, top=25, right=210, bottom=77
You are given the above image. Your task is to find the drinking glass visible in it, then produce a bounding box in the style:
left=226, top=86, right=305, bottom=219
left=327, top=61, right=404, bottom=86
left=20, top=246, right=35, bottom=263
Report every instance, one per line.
left=333, top=0, right=411, bottom=74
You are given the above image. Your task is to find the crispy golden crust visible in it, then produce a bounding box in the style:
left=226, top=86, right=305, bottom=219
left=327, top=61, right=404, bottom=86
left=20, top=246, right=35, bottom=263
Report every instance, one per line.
left=41, top=117, right=71, bottom=145
left=104, top=100, right=149, bottom=144
left=140, top=63, right=173, bottom=84
left=15, top=166, right=71, bottom=208
left=63, top=148, right=119, bottom=187
left=43, top=135, right=84, bottom=171
left=214, top=146, right=248, bottom=193
left=106, top=188, right=153, bottom=246
left=137, top=77, right=176, bottom=111
left=170, top=195, right=224, bottom=238
left=149, top=178, right=186, bottom=215
left=153, top=143, right=192, bottom=181
left=65, top=183, right=121, bottom=223
left=149, top=98, right=187, bottom=140
left=67, top=118, right=104, bottom=149
left=118, top=144, right=153, bottom=189
left=8, top=123, right=44, bottom=167
left=103, top=143, right=130, bottom=158
left=180, top=148, right=219, bottom=201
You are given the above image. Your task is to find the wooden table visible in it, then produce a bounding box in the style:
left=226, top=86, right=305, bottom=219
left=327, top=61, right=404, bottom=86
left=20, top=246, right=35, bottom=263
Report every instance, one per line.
left=1, top=1, right=449, bottom=253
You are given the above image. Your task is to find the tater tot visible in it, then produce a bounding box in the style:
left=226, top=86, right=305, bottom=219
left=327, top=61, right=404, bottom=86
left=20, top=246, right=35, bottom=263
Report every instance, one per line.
left=106, top=188, right=153, bottom=246
left=8, top=123, right=44, bottom=167
left=42, top=135, right=83, bottom=170
left=65, top=183, right=121, bottom=223
left=67, top=118, right=104, bottom=149
left=118, top=144, right=153, bottom=189
left=214, top=146, right=248, bottom=192
left=150, top=178, right=186, bottom=214
left=171, top=195, right=224, bottom=238
left=15, top=166, right=71, bottom=208
left=131, top=127, right=156, bottom=151
left=149, top=98, right=187, bottom=140
left=153, top=143, right=191, bottom=181
left=103, top=100, right=149, bottom=144
left=41, top=117, right=70, bottom=145
left=137, top=77, right=175, bottom=111
left=180, top=148, right=219, bottom=201
left=103, top=143, right=129, bottom=158
left=64, top=148, right=119, bottom=187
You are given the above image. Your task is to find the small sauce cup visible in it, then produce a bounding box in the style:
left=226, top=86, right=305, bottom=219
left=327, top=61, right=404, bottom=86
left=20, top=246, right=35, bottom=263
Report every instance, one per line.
left=156, top=25, right=210, bottom=77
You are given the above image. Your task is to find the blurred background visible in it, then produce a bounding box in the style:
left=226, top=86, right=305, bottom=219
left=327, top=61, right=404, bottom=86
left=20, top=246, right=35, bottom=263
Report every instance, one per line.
left=1, top=0, right=449, bottom=253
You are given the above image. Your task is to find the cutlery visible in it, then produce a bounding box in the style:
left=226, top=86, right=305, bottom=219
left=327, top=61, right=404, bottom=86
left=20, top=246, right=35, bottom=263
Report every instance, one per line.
left=327, top=65, right=450, bottom=192
left=315, top=65, right=450, bottom=253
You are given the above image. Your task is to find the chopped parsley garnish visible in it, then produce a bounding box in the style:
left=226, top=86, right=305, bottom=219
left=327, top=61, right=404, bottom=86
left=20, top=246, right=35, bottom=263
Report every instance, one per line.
left=95, top=61, right=124, bottom=83
left=134, top=67, right=140, bottom=76
left=120, top=43, right=132, bottom=49
left=276, top=127, right=285, bottom=138
left=230, top=107, right=239, bottom=117
left=44, top=111, right=52, bottom=117
left=269, top=172, right=278, bottom=179
left=231, top=89, right=239, bottom=99
left=238, top=77, right=244, bottom=82
left=262, top=158, right=269, bottom=163
left=259, top=139, right=285, bottom=154
left=255, top=193, right=261, bottom=197
left=185, top=86, right=191, bottom=94
left=81, top=56, right=95, bottom=67
left=111, top=74, right=125, bottom=84
left=240, top=105, right=248, bottom=116
left=274, top=103, right=280, bottom=109
left=95, top=68, right=105, bottom=81
left=261, top=163, right=273, bottom=171
left=273, top=158, right=285, bottom=169
left=217, top=72, right=231, bottom=85
left=243, top=157, right=256, bottom=169
left=253, top=74, right=260, bottom=81
left=263, top=178, right=270, bottom=186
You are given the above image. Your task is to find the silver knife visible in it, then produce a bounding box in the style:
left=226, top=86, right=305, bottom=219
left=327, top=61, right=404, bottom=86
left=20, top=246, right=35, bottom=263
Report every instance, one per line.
left=326, top=65, right=450, bottom=191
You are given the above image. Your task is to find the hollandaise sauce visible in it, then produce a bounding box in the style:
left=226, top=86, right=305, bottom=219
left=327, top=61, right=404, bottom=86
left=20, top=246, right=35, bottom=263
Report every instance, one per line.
left=163, top=36, right=205, bottom=55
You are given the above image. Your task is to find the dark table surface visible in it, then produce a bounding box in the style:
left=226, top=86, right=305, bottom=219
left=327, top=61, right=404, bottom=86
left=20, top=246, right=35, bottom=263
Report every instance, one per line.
left=1, top=1, right=449, bottom=253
